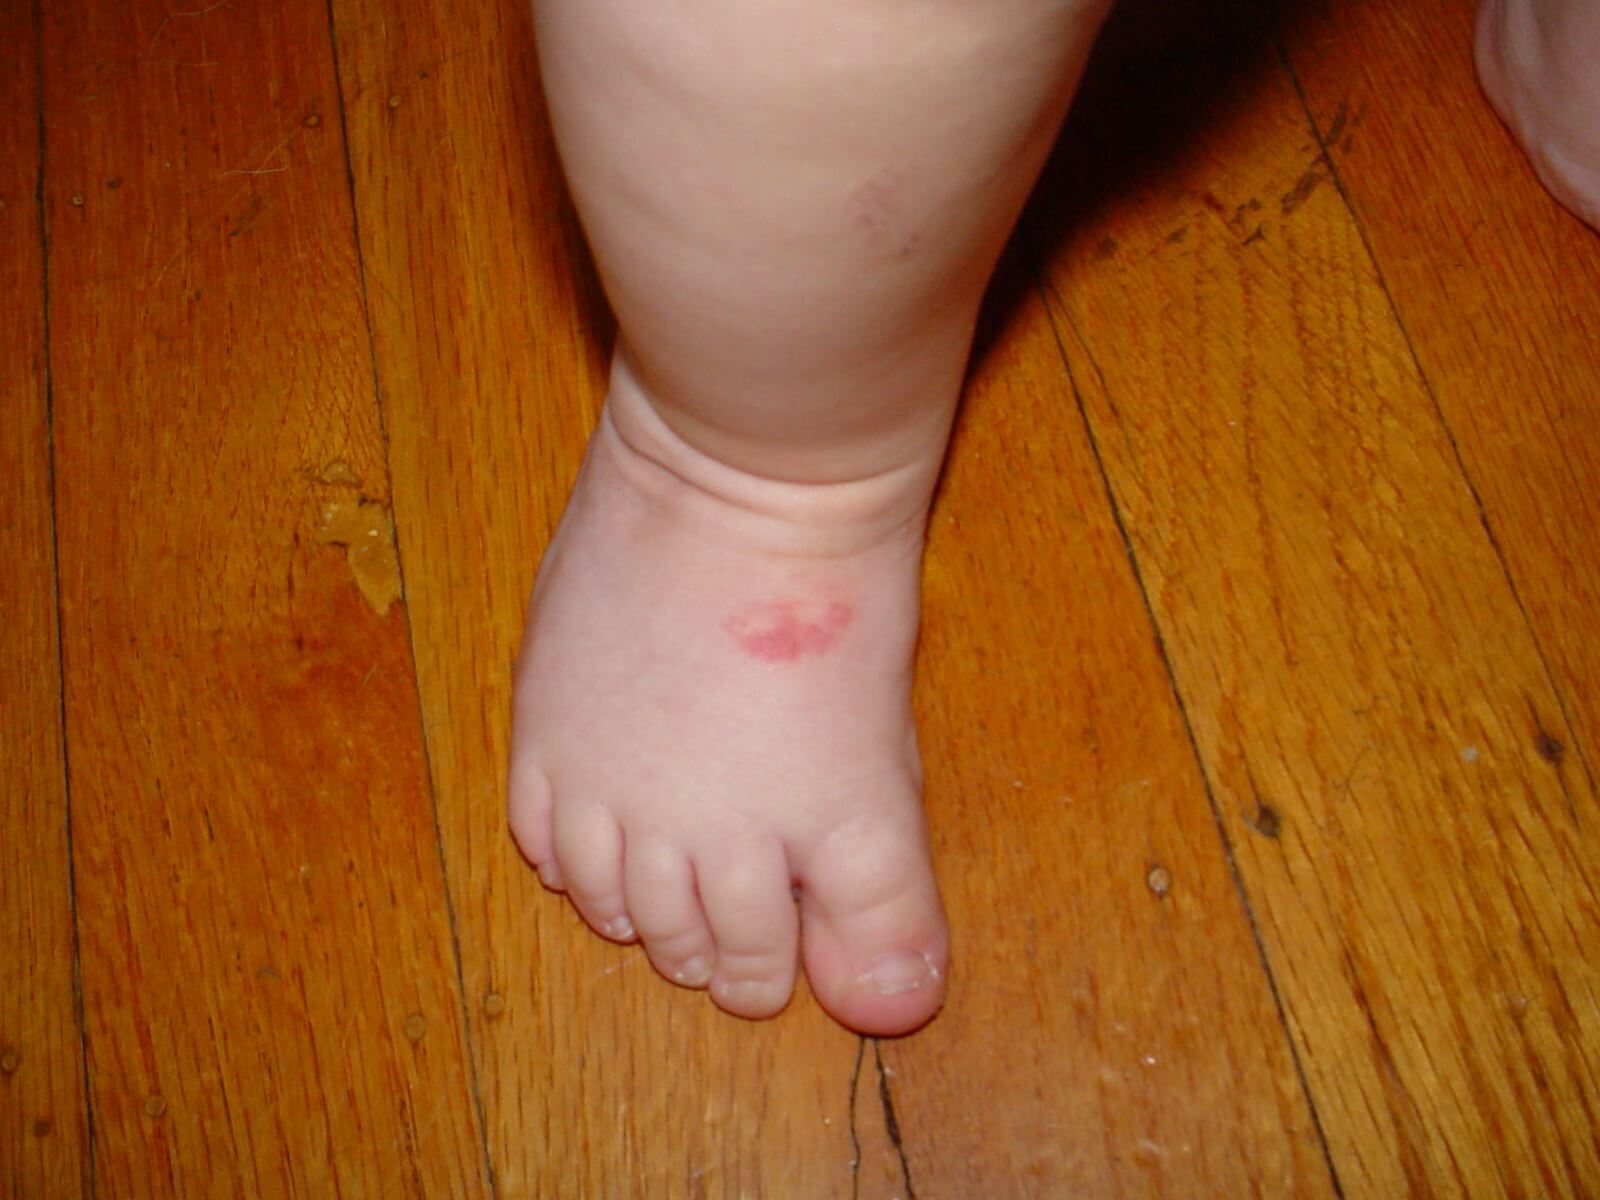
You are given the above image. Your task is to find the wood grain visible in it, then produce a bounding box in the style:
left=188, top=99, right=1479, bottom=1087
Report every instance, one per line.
left=1281, top=0, right=1600, bottom=825
left=882, top=246, right=1340, bottom=1196
left=40, top=0, right=487, bottom=1191
left=1030, top=1, right=1600, bottom=1193
left=1, top=5, right=89, bottom=1196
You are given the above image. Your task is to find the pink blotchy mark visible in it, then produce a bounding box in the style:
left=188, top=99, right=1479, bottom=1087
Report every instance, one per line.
left=724, top=600, right=853, bottom=663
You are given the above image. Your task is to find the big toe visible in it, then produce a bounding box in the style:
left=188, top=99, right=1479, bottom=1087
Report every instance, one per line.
left=797, top=816, right=949, bottom=1036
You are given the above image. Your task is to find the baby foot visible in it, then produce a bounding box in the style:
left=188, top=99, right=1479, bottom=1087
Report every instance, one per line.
left=508, top=359, right=949, bottom=1035
left=1476, top=0, right=1600, bottom=230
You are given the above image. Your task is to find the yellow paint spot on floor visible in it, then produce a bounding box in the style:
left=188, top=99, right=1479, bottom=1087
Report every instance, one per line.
left=315, top=458, right=363, bottom=487
left=317, top=499, right=402, bottom=616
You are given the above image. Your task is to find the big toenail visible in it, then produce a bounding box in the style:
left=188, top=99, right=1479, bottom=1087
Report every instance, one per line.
left=857, top=951, right=939, bottom=996
left=713, top=978, right=771, bottom=1003
left=672, top=957, right=712, bottom=987
left=604, top=916, right=635, bottom=940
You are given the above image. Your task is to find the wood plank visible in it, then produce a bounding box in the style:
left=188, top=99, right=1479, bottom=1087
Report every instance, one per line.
left=331, top=0, right=1337, bottom=1192
left=881, top=246, right=1339, bottom=1196
left=1030, top=1, right=1600, bottom=1193
left=324, top=1, right=885, bottom=1193
left=1281, top=0, right=1600, bottom=831
left=41, top=0, right=488, bottom=1192
left=0, top=4, right=89, bottom=1195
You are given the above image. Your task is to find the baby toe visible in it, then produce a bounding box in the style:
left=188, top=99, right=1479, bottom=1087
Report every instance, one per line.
left=554, top=802, right=634, bottom=942
left=507, top=754, right=557, bottom=878
left=625, top=838, right=716, bottom=987
left=697, top=839, right=800, bottom=1019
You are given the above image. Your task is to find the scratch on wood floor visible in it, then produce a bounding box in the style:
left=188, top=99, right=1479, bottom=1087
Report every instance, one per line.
left=150, top=0, right=234, bottom=42
left=219, top=129, right=297, bottom=180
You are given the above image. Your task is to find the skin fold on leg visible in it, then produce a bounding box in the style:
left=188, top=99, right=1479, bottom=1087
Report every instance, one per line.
left=510, top=0, right=1112, bottom=1035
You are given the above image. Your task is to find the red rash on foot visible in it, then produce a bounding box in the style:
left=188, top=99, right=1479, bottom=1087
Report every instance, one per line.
left=724, top=600, right=853, bottom=663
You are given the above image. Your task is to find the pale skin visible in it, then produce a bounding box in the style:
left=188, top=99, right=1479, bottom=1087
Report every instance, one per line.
left=1477, top=0, right=1600, bottom=231
left=510, top=0, right=1598, bottom=1037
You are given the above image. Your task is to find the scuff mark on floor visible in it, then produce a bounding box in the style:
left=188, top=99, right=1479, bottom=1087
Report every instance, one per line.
left=1280, top=154, right=1331, bottom=216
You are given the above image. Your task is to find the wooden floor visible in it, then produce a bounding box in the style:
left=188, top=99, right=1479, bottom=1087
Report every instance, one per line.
left=5, top=0, right=1599, bottom=1193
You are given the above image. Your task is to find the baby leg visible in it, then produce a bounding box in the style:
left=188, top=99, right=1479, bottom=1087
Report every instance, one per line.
left=510, top=0, right=1111, bottom=1034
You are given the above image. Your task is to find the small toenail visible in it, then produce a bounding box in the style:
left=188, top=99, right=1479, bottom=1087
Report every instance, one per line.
left=603, top=916, right=635, bottom=941
left=856, top=951, right=939, bottom=996
left=672, top=957, right=713, bottom=987
left=537, top=863, right=562, bottom=890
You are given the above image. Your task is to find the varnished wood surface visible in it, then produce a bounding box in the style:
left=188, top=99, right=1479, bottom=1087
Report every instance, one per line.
left=2, top=3, right=88, bottom=1194
left=4, top=0, right=1596, bottom=1195
left=31, top=0, right=486, bottom=1194
left=1025, top=0, right=1600, bottom=1193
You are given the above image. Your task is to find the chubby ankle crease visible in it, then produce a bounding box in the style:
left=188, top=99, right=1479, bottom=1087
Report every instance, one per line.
left=603, top=374, right=936, bottom=558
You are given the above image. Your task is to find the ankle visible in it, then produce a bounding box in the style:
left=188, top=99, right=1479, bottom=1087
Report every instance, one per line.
left=613, top=333, right=967, bottom=480
left=603, top=356, right=944, bottom=558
